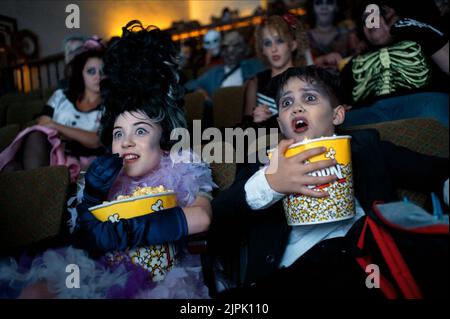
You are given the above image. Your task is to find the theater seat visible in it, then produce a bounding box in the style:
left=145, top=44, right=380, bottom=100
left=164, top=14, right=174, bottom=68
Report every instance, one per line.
left=183, top=91, right=205, bottom=123
left=0, top=89, right=54, bottom=128
left=187, top=158, right=237, bottom=255
left=343, top=117, right=449, bottom=207
left=6, top=100, right=43, bottom=128
left=0, top=124, right=20, bottom=152
left=0, top=166, right=71, bottom=256
left=346, top=118, right=448, bottom=157
left=212, top=86, right=245, bottom=128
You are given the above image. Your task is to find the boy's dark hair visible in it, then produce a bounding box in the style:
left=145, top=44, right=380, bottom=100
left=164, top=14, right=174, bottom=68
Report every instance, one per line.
left=65, top=49, right=105, bottom=104
left=99, top=20, right=187, bottom=151
left=273, top=65, right=343, bottom=108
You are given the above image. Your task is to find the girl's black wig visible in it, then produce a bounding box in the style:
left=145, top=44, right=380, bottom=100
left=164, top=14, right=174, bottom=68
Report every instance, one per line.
left=99, top=20, right=187, bottom=151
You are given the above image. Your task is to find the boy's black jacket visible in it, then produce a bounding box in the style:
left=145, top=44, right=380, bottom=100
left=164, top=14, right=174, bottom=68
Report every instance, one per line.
left=208, top=128, right=449, bottom=286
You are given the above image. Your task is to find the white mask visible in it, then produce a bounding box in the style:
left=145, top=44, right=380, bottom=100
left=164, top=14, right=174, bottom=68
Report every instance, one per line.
left=203, top=30, right=221, bottom=56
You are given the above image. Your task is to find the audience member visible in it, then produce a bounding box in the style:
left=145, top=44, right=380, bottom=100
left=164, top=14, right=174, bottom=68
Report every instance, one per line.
left=244, top=13, right=312, bottom=128
left=341, top=0, right=449, bottom=128
left=0, top=37, right=106, bottom=182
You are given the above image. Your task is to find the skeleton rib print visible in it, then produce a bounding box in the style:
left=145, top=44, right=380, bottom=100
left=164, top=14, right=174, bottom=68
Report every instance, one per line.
left=351, top=40, right=431, bottom=103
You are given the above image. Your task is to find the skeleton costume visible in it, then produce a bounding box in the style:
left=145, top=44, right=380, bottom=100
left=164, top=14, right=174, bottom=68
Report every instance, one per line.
left=350, top=40, right=432, bottom=103
left=341, top=17, right=448, bottom=127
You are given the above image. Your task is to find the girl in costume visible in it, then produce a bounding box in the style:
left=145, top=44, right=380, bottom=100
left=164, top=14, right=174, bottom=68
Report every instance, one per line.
left=0, top=37, right=106, bottom=182
left=0, top=21, right=215, bottom=299
left=244, top=14, right=312, bottom=127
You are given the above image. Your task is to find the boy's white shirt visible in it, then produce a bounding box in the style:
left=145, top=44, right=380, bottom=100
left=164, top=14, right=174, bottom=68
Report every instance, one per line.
left=244, top=166, right=365, bottom=268
left=244, top=167, right=285, bottom=209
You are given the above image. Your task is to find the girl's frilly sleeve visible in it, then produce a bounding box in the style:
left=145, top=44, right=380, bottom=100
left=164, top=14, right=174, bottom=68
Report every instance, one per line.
left=108, top=150, right=217, bottom=207
left=168, top=149, right=217, bottom=207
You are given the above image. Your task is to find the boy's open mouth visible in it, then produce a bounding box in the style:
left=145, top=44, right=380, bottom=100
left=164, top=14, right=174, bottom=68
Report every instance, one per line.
left=292, top=116, right=309, bottom=133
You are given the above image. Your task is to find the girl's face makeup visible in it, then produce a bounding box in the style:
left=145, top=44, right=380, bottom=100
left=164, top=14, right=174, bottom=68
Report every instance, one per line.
left=261, top=26, right=295, bottom=71
left=82, top=57, right=104, bottom=94
left=112, top=111, right=163, bottom=177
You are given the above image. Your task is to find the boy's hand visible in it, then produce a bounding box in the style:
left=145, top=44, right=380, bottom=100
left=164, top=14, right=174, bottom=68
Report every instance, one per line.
left=83, top=153, right=123, bottom=205
left=265, top=139, right=338, bottom=197
left=253, top=104, right=272, bottom=123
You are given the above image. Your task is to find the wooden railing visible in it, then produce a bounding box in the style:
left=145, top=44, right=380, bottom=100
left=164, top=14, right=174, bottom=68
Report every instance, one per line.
left=1, top=52, right=64, bottom=93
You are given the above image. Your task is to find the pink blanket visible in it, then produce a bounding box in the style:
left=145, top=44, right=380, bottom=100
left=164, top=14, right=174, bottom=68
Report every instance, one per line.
left=0, top=125, right=95, bottom=183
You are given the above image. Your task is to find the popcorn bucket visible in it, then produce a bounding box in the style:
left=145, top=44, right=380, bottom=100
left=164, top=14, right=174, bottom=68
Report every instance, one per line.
left=89, top=191, right=177, bottom=222
left=269, top=136, right=355, bottom=225
left=92, top=187, right=178, bottom=281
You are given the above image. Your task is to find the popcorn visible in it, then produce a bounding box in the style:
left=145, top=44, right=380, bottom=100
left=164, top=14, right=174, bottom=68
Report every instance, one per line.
left=104, top=185, right=172, bottom=203
left=280, top=135, right=356, bottom=225
left=283, top=163, right=355, bottom=224
left=102, top=184, right=177, bottom=281
left=106, top=243, right=176, bottom=282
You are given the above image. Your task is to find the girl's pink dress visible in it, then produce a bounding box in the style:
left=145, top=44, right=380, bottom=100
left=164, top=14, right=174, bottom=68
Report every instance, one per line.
left=0, top=125, right=95, bottom=182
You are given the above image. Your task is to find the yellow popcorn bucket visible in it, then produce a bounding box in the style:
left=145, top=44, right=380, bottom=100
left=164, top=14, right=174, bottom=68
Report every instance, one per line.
left=269, top=135, right=355, bottom=225
left=89, top=191, right=177, bottom=222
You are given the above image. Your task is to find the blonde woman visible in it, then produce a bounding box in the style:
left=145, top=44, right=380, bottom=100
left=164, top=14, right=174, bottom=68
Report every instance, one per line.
left=244, top=14, right=312, bottom=126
